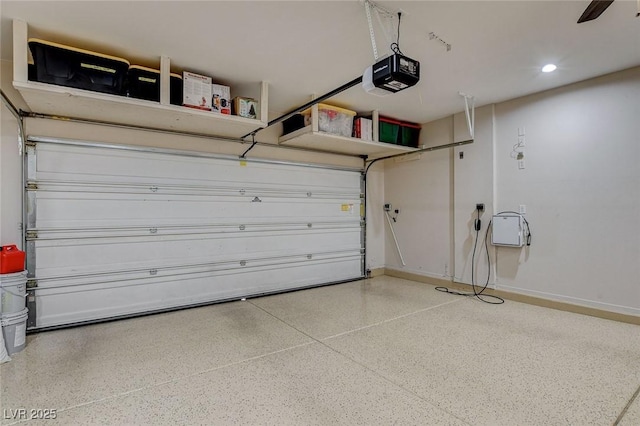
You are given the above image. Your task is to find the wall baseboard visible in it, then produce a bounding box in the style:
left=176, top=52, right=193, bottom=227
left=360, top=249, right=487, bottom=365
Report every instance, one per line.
left=383, top=268, right=640, bottom=326
left=383, top=268, right=452, bottom=288
left=367, top=268, right=385, bottom=278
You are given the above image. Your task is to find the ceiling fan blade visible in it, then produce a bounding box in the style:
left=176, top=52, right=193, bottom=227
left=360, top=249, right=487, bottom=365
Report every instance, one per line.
left=578, top=0, right=615, bottom=23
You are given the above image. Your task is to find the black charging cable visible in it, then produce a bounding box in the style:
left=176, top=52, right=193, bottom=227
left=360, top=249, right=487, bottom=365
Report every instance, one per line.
left=436, top=208, right=505, bottom=304
left=390, top=12, right=405, bottom=55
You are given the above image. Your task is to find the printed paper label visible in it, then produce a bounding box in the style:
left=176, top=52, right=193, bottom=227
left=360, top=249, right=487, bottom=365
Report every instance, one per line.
left=14, top=323, right=26, bottom=347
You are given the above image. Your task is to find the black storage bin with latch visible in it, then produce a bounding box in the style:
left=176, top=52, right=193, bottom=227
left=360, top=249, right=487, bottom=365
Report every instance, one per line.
left=28, top=38, right=129, bottom=95
left=126, top=65, right=183, bottom=105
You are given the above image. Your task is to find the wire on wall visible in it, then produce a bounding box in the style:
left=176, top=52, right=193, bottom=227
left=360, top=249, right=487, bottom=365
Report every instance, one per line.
left=390, top=12, right=405, bottom=56
left=436, top=210, right=505, bottom=304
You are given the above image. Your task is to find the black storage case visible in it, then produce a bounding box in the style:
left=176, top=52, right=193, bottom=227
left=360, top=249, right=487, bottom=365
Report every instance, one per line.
left=126, top=65, right=183, bottom=105
left=282, top=114, right=306, bottom=136
left=28, top=38, right=129, bottom=95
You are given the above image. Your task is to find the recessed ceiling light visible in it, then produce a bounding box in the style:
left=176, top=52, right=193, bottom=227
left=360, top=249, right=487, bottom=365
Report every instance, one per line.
left=542, top=64, right=557, bottom=73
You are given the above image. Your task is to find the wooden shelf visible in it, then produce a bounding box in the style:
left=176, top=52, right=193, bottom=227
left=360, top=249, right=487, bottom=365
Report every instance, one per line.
left=279, top=125, right=420, bottom=158
left=12, top=20, right=268, bottom=141
left=12, top=20, right=422, bottom=157
left=14, top=81, right=266, bottom=139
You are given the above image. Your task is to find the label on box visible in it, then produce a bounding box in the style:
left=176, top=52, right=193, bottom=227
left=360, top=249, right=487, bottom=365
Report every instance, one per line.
left=211, top=84, right=231, bottom=115
left=183, top=71, right=212, bottom=110
left=14, top=323, right=26, bottom=347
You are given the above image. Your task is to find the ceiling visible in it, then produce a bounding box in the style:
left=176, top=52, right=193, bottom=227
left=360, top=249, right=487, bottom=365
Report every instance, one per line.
left=1, top=1, right=639, bottom=124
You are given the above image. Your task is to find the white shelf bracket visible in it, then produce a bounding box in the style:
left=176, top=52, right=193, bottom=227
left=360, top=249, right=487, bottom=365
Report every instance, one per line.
left=259, top=81, right=269, bottom=124
left=13, top=19, right=29, bottom=84
left=459, top=92, right=475, bottom=139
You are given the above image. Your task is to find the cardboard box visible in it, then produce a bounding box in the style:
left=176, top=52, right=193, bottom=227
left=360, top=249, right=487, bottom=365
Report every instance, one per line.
left=232, top=97, right=258, bottom=119
left=354, top=117, right=373, bottom=141
left=360, top=117, right=373, bottom=141
left=183, top=71, right=212, bottom=110
left=211, top=84, right=231, bottom=114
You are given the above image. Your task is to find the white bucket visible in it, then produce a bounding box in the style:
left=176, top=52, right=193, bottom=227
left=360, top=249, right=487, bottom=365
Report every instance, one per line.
left=0, top=271, right=27, bottom=315
left=1, top=308, right=28, bottom=355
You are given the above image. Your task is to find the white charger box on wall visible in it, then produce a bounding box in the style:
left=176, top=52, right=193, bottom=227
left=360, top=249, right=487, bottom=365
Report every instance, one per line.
left=492, top=215, right=524, bottom=247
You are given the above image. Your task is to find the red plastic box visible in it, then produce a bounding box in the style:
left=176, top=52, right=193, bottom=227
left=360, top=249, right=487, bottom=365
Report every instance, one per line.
left=0, top=245, right=25, bottom=274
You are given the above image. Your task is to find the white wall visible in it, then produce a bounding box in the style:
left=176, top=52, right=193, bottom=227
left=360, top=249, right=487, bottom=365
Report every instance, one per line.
left=384, top=66, right=640, bottom=317
left=493, top=67, right=640, bottom=315
left=452, top=105, right=494, bottom=286
left=1, top=60, right=23, bottom=249
left=383, top=118, right=453, bottom=278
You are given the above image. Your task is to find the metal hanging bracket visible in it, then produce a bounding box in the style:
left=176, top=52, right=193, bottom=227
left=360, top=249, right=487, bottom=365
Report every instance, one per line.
left=363, top=0, right=396, bottom=61
left=428, top=32, right=452, bottom=52
left=459, top=92, right=475, bottom=140
left=364, top=0, right=379, bottom=60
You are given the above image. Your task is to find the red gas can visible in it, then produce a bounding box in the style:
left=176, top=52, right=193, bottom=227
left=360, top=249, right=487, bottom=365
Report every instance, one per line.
left=0, top=245, right=26, bottom=274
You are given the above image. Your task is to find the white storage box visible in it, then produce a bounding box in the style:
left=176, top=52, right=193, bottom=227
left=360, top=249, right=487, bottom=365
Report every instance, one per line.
left=232, top=97, right=258, bottom=119
left=183, top=71, right=212, bottom=110
left=211, top=84, right=230, bottom=114
left=302, top=104, right=356, bottom=137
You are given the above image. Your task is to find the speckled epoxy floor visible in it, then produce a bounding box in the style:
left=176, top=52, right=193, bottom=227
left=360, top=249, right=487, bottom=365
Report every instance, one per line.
left=2, top=276, right=639, bottom=425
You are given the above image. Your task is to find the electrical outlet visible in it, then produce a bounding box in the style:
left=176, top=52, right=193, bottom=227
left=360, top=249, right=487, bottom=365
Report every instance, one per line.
left=518, top=159, right=525, bottom=169
left=476, top=203, right=485, bottom=212
left=384, top=203, right=392, bottom=212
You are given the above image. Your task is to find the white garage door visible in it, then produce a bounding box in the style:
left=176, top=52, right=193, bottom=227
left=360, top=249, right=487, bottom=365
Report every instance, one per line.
left=25, top=137, right=364, bottom=329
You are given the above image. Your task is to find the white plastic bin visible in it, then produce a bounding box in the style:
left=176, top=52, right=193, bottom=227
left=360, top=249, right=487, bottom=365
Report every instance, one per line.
left=0, top=271, right=27, bottom=315
left=302, top=103, right=356, bottom=137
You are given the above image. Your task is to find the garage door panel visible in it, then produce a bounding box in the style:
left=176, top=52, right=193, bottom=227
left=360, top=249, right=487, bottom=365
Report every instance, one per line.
left=35, top=196, right=360, bottom=226
left=36, top=144, right=360, bottom=190
left=28, top=139, right=364, bottom=329
left=34, top=255, right=362, bottom=328
left=33, top=228, right=362, bottom=271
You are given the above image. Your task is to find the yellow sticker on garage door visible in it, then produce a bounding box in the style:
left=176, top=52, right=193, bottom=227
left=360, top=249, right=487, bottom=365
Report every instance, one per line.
left=341, top=204, right=353, bottom=212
